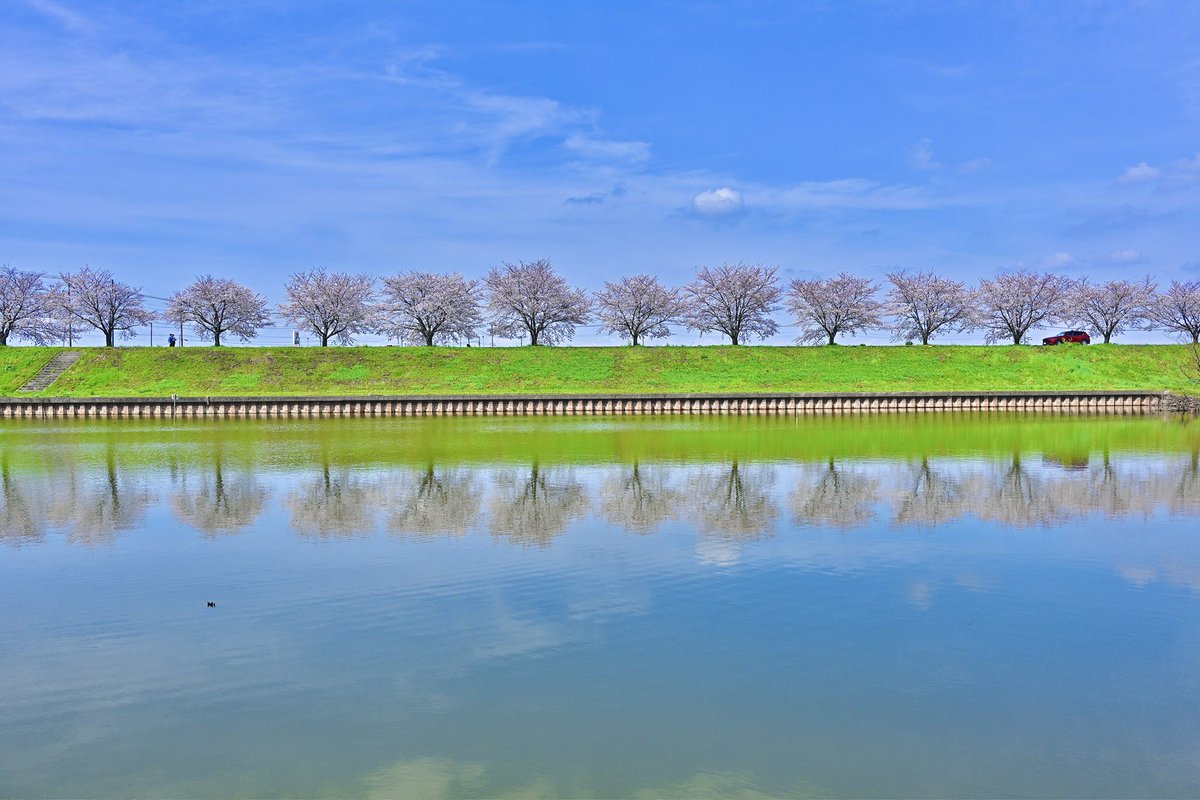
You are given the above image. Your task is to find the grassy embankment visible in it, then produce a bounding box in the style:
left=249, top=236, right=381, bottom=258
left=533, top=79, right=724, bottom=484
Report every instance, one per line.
left=0, top=344, right=1194, bottom=398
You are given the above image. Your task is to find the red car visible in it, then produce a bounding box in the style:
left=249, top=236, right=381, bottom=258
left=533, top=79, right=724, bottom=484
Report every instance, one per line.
left=1042, top=330, right=1091, bottom=345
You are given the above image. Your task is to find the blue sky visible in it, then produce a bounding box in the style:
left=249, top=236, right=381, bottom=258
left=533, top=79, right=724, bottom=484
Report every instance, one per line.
left=2, top=0, right=1199, bottom=344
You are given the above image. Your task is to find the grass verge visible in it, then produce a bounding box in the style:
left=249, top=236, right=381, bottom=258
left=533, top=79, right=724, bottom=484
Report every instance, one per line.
left=0, top=344, right=1194, bottom=398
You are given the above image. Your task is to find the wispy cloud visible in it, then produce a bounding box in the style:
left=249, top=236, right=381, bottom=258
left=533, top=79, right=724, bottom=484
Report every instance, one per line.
left=1117, top=161, right=1161, bottom=184
left=764, top=179, right=932, bottom=211
left=1108, top=248, right=1141, bottom=263
left=564, top=133, right=650, bottom=162
left=23, top=0, right=94, bottom=34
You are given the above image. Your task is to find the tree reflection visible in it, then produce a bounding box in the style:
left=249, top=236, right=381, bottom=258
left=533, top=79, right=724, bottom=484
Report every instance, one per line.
left=975, top=456, right=1059, bottom=526
left=598, top=462, right=684, bottom=534
left=286, top=463, right=380, bottom=537
left=171, top=457, right=267, bottom=536
left=791, top=459, right=879, bottom=530
left=0, top=457, right=40, bottom=546
left=891, top=458, right=969, bottom=527
left=687, top=461, right=778, bottom=540
left=386, top=465, right=482, bottom=538
left=46, top=448, right=153, bottom=545
left=489, top=463, right=587, bottom=547
left=1169, top=449, right=1200, bottom=515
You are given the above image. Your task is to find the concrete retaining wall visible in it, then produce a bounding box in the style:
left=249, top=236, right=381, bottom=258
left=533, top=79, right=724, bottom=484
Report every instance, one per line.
left=0, top=391, right=1165, bottom=419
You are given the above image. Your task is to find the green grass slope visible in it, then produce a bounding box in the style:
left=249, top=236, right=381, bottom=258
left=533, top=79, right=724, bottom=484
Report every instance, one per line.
left=0, top=348, right=62, bottom=393
left=1, top=344, right=1193, bottom=398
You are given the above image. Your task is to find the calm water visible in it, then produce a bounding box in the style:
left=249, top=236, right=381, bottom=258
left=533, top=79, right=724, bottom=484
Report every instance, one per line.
left=2, top=414, right=1200, bottom=798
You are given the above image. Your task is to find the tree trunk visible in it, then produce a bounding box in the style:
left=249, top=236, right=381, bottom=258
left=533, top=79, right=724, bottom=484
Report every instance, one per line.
left=214, top=330, right=222, bottom=346
left=529, top=329, right=539, bottom=346
left=425, top=331, right=435, bottom=346
left=730, top=332, right=740, bottom=346
left=827, top=331, right=836, bottom=345
left=631, top=332, right=640, bottom=346
left=1103, top=332, right=1112, bottom=344
left=0, top=331, right=7, bottom=346
left=921, top=332, right=931, bottom=345
left=321, top=332, right=330, bottom=346
left=1011, top=331, right=1022, bottom=345
left=105, top=330, right=115, bottom=347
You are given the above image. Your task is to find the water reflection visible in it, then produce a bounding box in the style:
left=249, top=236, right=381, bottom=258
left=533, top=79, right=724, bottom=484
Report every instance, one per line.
left=171, top=458, right=268, bottom=536
left=387, top=466, right=482, bottom=539
left=791, top=459, right=880, bottom=530
left=598, top=462, right=685, bottom=534
left=489, top=463, right=588, bottom=548
left=3, top=448, right=1200, bottom=545
left=892, top=457, right=968, bottom=527
left=688, top=461, right=778, bottom=542
left=286, top=464, right=381, bottom=538
left=0, top=447, right=154, bottom=546
left=0, top=459, right=39, bottom=546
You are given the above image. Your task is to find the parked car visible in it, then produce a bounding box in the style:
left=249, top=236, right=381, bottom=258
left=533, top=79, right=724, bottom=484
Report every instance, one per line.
left=1042, top=330, right=1091, bottom=345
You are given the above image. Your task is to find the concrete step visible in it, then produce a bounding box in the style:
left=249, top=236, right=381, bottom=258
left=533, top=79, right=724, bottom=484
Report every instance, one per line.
left=18, top=350, right=83, bottom=392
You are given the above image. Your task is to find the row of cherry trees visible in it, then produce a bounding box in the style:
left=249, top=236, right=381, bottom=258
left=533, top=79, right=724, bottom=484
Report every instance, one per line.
left=1, top=261, right=1199, bottom=347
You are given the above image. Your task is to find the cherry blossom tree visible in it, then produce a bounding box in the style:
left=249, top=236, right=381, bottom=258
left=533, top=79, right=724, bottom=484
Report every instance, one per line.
left=683, top=263, right=781, bottom=345
left=1066, top=276, right=1157, bottom=344
left=378, top=271, right=481, bottom=346
left=1150, top=280, right=1200, bottom=344
left=165, top=275, right=272, bottom=346
left=787, top=272, right=883, bottom=345
left=484, top=259, right=590, bottom=346
left=278, top=268, right=377, bottom=346
left=55, top=267, right=153, bottom=347
left=884, top=269, right=976, bottom=345
left=975, top=269, right=1071, bottom=344
left=594, top=274, right=686, bottom=345
left=0, top=267, right=58, bottom=346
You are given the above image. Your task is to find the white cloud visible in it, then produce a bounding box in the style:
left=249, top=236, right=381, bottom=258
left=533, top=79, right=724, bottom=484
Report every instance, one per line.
left=1117, top=161, right=1161, bottom=184
left=1047, top=252, right=1075, bottom=266
left=691, top=187, right=744, bottom=216
left=1108, top=249, right=1141, bottom=263
left=564, top=133, right=650, bottom=162
left=910, top=137, right=942, bottom=170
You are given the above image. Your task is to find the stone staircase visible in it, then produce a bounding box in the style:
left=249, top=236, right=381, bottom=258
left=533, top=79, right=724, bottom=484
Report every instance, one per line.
left=19, top=350, right=83, bottom=392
